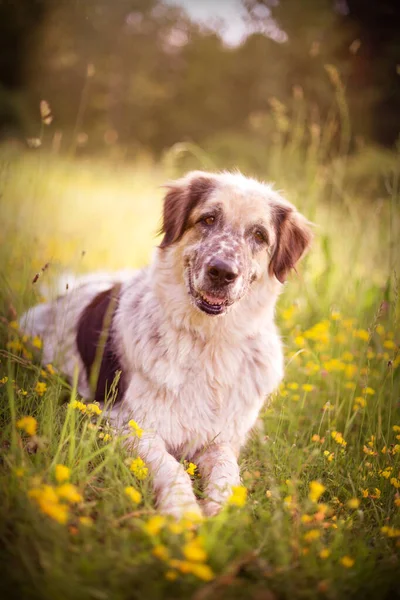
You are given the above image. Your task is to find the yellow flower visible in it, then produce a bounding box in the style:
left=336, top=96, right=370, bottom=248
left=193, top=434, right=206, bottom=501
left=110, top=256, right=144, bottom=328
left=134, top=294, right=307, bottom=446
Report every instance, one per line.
left=354, top=329, right=369, bottom=341
left=227, top=485, right=247, bottom=507
left=287, top=382, right=299, bottom=390
left=152, top=545, right=170, bottom=561
left=35, top=381, right=47, bottom=396
left=186, top=462, right=197, bottom=476
left=345, top=382, right=356, bottom=390
left=394, top=498, right=400, bottom=508
left=46, top=364, right=56, bottom=375
left=16, top=416, right=37, bottom=436
left=390, top=478, right=400, bottom=489
left=381, top=526, right=400, bottom=537
left=294, top=336, right=306, bottom=347
left=323, top=450, right=335, bottom=462
left=6, top=340, right=23, bottom=353
left=79, top=516, right=93, bottom=527
left=301, top=514, right=313, bottom=524
left=128, top=419, right=143, bottom=438
left=56, top=483, right=83, bottom=503
left=383, top=340, right=396, bottom=350
left=376, top=324, right=385, bottom=336
left=341, top=351, right=354, bottom=362
left=32, top=336, right=42, bottom=349
left=124, top=486, right=142, bottom=504
left=393, top=425, right=400, bottom=433
left=86, top=403, right=102, bottom=416
left=29, top=484, right=69, bottom=524
left=340, top=556, right=355, bottom=568
left=363, top=387, right=375, bottom=396
left=187, top=563, right=214, bottom=581
left=130, top=457, right=148, bottom=480
left=362, top=489, right=369, bottom=498
left=311, top=434, right=321, bottom=442
left=309, top=481, right=326, bottom=503
left=303, top=529, right=321, bottom=543
left=363, top=445, right=376, bottom=456
left=55, top=464, right=70, bottom=483
left=331, top=431, right=347, bottom=447
left=144, top=515, right=166, bottom=536
left=302, top=384, right=314, bottom=392
left=292, top=394, right=300, bottom=401
left=0, top=376, right=8, bottom=385
left=14, top=467, right=25, bottom=478
left=70, top=400, right=87, bottom=413
left=347, top=498, right=360, bottom=509
left=379, top=467, right=393, bottom=479
left=183, top=538, right=207, bottom=562
left=319, top=548, right=330, bottom=559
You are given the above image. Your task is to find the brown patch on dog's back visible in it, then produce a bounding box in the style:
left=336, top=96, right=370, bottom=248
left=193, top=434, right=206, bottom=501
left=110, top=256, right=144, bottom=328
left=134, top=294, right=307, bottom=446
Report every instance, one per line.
left=76, top=284, right=125, bottom=403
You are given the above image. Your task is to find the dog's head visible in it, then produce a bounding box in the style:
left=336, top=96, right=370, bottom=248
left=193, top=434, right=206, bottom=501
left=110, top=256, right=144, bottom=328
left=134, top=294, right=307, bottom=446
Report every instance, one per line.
left=159, top=171, right=312, bottom=316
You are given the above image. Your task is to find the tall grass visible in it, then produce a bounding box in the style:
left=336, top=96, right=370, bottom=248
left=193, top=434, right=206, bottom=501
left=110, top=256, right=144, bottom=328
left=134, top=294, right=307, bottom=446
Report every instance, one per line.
left=0, top=90, right=399, bottom=599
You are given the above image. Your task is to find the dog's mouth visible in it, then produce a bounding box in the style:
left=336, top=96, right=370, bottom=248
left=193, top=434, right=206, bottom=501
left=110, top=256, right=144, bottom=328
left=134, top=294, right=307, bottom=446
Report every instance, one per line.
left=188, top=269, right=232, bottom=316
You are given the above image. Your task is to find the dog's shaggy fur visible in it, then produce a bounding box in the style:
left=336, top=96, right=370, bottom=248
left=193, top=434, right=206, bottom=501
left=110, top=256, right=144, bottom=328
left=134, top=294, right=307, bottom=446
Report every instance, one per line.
left=20, top=171, right=312, bottom=518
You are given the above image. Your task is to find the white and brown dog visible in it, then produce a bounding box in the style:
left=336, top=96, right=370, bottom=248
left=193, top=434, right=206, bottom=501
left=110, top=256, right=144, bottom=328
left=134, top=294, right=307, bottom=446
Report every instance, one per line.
left=20, top=171, right=312, bottom=518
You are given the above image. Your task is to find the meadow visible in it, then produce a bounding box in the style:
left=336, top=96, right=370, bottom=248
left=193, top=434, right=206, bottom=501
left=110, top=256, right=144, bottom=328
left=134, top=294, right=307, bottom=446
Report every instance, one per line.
left=0, top=128, right=399, bottom=600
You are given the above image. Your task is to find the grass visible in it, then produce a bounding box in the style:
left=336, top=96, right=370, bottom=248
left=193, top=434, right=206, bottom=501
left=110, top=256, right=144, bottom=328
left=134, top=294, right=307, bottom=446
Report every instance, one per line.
left=0, top=140, right=399, bottom=600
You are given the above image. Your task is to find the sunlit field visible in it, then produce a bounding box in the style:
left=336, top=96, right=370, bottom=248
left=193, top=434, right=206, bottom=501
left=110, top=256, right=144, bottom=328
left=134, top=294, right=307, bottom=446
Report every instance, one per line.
left=0, top=131, right=399, bottom=599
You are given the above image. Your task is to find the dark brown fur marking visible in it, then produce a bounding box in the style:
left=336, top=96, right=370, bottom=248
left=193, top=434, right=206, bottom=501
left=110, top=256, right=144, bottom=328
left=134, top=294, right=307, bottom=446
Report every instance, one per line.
left=269, top=206, right=312, bottom=283
left=76, top=284, right=124, bottom=403
left=159, top=175, right=216, bottom=248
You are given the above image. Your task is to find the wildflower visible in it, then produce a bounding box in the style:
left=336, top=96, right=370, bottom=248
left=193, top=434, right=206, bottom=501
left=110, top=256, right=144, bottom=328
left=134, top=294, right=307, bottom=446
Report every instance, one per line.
left=376, top=324, right=385, bottom=335
left=302, top=384, right=314, bottom=392
left=124, top=486, right=142, bottom=504
left=331, top=431, right=347, bottom=447
left=295, top=336, right=306, bottom=347
left=309, top=481, right=326, bottom=503
left=292, top=394, right=300, bottom=401
left=383, top=340, right=396, bottom=350
left=265, top=490, right=272, bottom=498
left=320, top=548, right=330, bottom=559
left=340, top=556, right=355, bottom=568
left=0, top=376, right=8, bottom=385
left=363, top=445, right=376, bottom=456
left=354, top=329, right=369, bottom=341
left=6, top=340, right=23, bottom=353
left=311, top=434, right=321, bottom=442
left=303, top=529, right=321, bottom=543
left=287, top=382, right=299, bottom=390
left=71, top=400, right=87, bottom=413
left=86, top=403, right=102, bottom=416
left=381, top=526, right=400, bottom=538
left=393, top=445, right=400, bottom=455
left=79, top=516, right=93, bottom=527
left=99, top=433, right=112, bottom=442
left=323, top=358, right=345, bottom=372
left=183, top=538, right=207, bottom=562
left=347, top=498, right=360, bottom=509
left=153, top=545, right=169, bottom=561
left=228, top=485, right=247, bottom=507
left=394, top=498, right=400, bottom=507
left=186, top=462, right=197, bottom=476
left=46, top=364, right=56, bottom=375
left=354, top=396, right=367, bottom=408
left=379, top=467, right=393, bottom=479
left=14, top=467, right=25, bottom=478
left=362, top=489, right=369, bottom=498
left=16, top=416, right=37, bottom=437
left=342, top=351, right=354, bottom=362
left=55, top=464, right=70, bottom=483
left=128, top=419, right=143, bottom=438
left=32, top=336, right=42, bottom=349
left=29, top=484, right=69, bottom=524
left=323, top=451, right=335, bottom=462
left=363, top=387, right=375, bottom=395
left=390, top=478, right=400, bottom=489
left=130, top=457, right=148, bottom=480
left=144, top=515, right=166, bottom=536
left=370, top=488, right=381, bottom=499
left=189, top=563, right=214, bottom=581
left=56, top=483, right=83, bottom=503
left=345, top=382, right=356, bottom=390
left=35, top=381, right=47, bottom=396
left=344, top=364, right=357, bottom=379
left=393, top=426, right=400, bottom=433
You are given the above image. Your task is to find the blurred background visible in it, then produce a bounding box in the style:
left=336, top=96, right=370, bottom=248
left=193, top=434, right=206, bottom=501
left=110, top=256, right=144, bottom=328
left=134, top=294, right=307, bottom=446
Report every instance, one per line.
left=0, top=0, right=399, bottom=312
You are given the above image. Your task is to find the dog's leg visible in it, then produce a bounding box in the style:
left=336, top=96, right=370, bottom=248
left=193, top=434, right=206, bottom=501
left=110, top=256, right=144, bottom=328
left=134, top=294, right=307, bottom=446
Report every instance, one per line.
left=138, top=436, right=202, bottom=520
left=195, top=443, right=241, bottom=517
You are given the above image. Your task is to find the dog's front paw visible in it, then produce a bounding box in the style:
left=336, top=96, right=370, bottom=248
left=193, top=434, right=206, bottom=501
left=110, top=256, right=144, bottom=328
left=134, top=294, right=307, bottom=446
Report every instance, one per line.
left=201, top=499, right=222, bottom=517
left=157, top=489, right=202, bottom=520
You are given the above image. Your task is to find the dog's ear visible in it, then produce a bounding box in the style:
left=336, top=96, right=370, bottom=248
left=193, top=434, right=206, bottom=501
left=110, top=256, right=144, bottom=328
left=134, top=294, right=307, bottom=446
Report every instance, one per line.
left=269, top=204, right=313, bottom=283
left=159, top=172, right=215, bottom=248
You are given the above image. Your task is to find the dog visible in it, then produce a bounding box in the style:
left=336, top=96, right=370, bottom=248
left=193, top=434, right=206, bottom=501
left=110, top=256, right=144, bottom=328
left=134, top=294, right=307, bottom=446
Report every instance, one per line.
left=20, top=170, right=312, bottom=518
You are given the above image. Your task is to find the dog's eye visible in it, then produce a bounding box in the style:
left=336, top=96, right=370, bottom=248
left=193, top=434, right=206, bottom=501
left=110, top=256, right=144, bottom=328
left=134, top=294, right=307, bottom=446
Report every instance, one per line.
left=254, top=230, right=266, bottom=243
left=202, top=216, right=215, bottom=226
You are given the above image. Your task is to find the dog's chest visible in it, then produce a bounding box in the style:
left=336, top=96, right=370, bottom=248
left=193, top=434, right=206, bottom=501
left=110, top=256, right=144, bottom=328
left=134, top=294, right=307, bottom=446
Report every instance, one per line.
left=125, top=322, right=282, bottom=452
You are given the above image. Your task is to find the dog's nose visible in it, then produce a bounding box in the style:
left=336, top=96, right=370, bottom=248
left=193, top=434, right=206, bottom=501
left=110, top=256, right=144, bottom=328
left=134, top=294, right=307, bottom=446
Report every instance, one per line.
left=207, top=259, right=239, bottom=286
